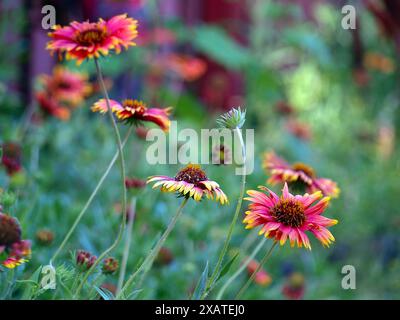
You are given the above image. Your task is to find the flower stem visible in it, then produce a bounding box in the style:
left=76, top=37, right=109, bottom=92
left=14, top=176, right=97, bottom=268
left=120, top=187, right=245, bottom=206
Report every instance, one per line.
left=50, top=127, right=132, bottom=263
left=216, top=237, right=267, bottom=300
left=235, top=241, right=278, bottom=299
left=116, top=197, right=137, bottom=295
left=202, top=127, right=247, bottom=299
left=117, top=197, right=189, bottom=299
left=73, top=58, right=127, bottom=298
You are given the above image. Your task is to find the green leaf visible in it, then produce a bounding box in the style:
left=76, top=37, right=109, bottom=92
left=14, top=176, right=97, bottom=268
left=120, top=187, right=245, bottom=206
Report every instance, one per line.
left=191, top=261, right=209, bottom=300
left=191, top=25, right=250, bottom=70
left=216, top=252, right=239, bottom=282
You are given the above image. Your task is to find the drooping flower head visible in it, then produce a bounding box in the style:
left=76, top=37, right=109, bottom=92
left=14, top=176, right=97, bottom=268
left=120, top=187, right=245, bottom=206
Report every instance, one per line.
left=39, top=66, right=92, bottom=107
left=92, top=98, right=172, bottom=132
left=147, top=164, right=228, bottom=205
left=263, top=151, right=340, bottom=198
left=243, top=183, right=338, bottom=250
left=47, top=14, right=138, bottom=64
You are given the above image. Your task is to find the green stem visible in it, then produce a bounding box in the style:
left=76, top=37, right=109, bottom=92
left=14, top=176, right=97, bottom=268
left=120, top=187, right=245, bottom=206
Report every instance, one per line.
left=50, top=127, right=132, bottom=263
left=235, top=241, right=278, bottom=300
left=216, top=237, right=267, bottom=300
left=202, top=127, right=247, bottom=299
left=73, top=58, right=127, bottom=298
left=116, top=197, right=137, bottom=294
left=117, top=197, right=189, bottom=299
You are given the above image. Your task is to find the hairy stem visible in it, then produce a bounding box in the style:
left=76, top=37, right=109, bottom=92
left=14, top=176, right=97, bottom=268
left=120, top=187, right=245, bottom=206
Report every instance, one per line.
left=117, top=197, right=189, bottom=299
left=202, top=127, right=247, bottom=299
left=73, top=58, right=127, bottom=298
left=235, top=241, right=277, bottom=299
left=216, top=237, right=267, bottom=300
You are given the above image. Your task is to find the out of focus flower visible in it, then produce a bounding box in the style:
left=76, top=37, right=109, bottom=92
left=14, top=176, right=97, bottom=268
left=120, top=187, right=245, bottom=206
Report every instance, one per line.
left=217, top=107, right=246, bottom=129
left=147, top=164, right=228, bottom=204
left=35, top=92, right=71, bottom=121
left=125, top=177, right=146, bottom=189
left=92, top=99, right=172, bottom=132
left=36, top=229, right=55, bottom=246
left=38, top=66, right=92, bottom=107
left=167, top=54, right=207, bottom=82
left=76, top=250, right=97, bottom=271
left=100, top=282, right=117, bottom=297
left=275, top=101, right=295, bottom=116
left=263, top=151, right=340, bottom=198
left=102, top=257, right=119, bottom=275
left=282, top=272, right=305, bottom=300
left=246, top=259, right=272, bottom=286
left=139, top=27, right=176, bottom=46
left=0, top=213, right=31, bottom=269
left=352, top=67, right=370, bottom=87
left=47, top=14, right=138, bottom=64
left=243, top=183, right=338, bottom=250
left=212, top=145, right=231, bottom=165
left=377, top=124, right=395, bottom=159
left=1, top=142, right=22, bottom=176
left=285, top=119, right=312, bottom=141
left=155, top=246, right=174, bottom=266
left=364, top=52, right=395, bottom=74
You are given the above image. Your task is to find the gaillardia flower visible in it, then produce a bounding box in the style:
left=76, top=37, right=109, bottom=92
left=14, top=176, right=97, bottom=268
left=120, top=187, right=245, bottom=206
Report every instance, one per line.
left=263, top=151, right=340, bottom=198
left=147, top=164, right=228, bottom=204
left=243, top=183, right=338, bottom=250
left=47, top=14, right=138, bottom=64
left=92, top=98, right=172, bottom=132
left=39, top=66, right=92, bottom=107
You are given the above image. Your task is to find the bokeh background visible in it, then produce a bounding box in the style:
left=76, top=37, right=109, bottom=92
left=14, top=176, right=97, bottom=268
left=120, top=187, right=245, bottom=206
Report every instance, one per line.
left=0, top=0, right=399, bottom=299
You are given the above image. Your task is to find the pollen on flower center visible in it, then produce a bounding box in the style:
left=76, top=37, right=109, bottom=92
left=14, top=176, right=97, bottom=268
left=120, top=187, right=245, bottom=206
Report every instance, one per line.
left=272, top=199, right=305, bottom=228
left=122, top=99, right=147, bottom=115
left=75, top=27, right=108, bottom=46
left=175, top=164, right=208, bottom=185
left=292, top=162, right=315, bottom=178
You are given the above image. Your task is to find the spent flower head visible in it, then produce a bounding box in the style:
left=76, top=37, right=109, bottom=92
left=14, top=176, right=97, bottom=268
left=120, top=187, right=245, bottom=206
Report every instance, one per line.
left=217, top=107, right=246, bottom=129
left=102, top=257, right=119, bottom=275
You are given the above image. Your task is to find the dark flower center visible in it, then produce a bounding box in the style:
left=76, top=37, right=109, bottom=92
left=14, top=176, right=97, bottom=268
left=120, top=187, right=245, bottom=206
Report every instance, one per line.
left=122, top=99, right=147, bottom=116
left=272, top=199, right=305, bottom=228
left=292, top=162, right=315, bottom=179
left=75, top=27, right=108, bottom=46
left=175, top=165, right=207, bottom=185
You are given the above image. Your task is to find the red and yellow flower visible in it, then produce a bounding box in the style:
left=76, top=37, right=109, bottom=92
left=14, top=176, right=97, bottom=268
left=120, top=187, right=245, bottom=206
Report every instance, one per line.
left=47, top=14, right=138, bottom=64
left=243, top=183, right=338, bottom=250
left=147, top=164, right=228, bottom=205
left=92, top=98, right=172, bottom=132
left=39, top=66, right=92, bottom=107
left=263, top=151, right=340, bottom=198
left=246, top=259, right=272, bottom=286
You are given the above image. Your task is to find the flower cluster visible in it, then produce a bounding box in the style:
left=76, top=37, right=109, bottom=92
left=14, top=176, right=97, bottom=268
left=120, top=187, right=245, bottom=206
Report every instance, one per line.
left=1, top=142, right=23, bottom=176
left=0, top=213, right=31, bottom=269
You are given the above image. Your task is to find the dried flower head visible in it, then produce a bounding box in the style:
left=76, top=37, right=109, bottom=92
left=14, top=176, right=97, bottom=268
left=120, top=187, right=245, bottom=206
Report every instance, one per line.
left=217, top=107, right=246, bottom=129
